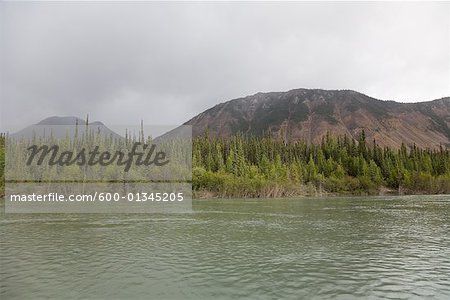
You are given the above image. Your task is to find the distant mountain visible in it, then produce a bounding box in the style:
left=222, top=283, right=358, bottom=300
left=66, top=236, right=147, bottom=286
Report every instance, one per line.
left=12, top=116, right=122, bottom=139
left=185, top=89, right=450, bottom=149
left=36, top=116, right=93, bottom=126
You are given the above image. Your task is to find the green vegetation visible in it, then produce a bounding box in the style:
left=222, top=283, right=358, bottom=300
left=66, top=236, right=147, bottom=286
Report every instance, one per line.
left=1, top=131, right=450, bottom=198
left=0, top=126, right=191, bottom=198
left=193, top=131, right=450, bottom=197
left=0, top=133, right=4, bottom=196
left=2, top=128, right=190, bottom=184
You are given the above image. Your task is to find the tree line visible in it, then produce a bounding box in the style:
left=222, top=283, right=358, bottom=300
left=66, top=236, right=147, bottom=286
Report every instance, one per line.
left=1, top=131, right=450, bottom=198
left=0, top=133, right=4, bottom=196
left=192, top=131, right=450, bottom=197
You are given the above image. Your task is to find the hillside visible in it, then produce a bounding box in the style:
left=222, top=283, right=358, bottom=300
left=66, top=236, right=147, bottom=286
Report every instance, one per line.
left=185, top=89, right=450, bottom=149
left=11, top=116, right=122, bottom=139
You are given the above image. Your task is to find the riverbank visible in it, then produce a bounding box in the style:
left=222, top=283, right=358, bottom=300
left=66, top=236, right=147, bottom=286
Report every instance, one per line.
left=0, top=184, right=446, bottom=201
left=192, top=184, right=446, bottom=199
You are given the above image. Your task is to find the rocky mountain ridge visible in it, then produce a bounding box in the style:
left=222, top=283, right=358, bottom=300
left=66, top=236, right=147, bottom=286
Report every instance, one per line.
left=185, top=89, right=450, bottom=149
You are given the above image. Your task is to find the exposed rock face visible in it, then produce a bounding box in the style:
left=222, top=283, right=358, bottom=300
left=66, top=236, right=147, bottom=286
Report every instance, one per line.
left=185, top=89, right=450, bottom=149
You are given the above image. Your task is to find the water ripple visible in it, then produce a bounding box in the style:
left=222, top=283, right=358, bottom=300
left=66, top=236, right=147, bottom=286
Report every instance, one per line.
left=1, top=195, right=450, bottom=299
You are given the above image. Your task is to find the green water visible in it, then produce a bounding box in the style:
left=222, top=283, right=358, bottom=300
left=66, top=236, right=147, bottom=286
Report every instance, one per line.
left=1, top=195, right=450, bottom=299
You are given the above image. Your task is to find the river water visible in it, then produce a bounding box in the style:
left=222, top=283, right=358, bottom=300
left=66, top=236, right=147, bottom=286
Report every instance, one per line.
left=1, top=195, right=450, bottom=299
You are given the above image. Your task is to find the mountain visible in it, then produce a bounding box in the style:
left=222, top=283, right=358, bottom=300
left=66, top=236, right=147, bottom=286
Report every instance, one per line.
left=12, top=116, right=123, bottom=139
left=185, top=89, right=450, bottom=149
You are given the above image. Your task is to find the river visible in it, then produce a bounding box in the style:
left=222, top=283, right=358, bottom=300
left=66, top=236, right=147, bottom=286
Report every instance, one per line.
left=1, top=195, right=450, bottom=299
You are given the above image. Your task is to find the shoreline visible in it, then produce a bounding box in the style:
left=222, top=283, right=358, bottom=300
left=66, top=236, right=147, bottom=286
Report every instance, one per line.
left=192, top=188, right=448, bottom=199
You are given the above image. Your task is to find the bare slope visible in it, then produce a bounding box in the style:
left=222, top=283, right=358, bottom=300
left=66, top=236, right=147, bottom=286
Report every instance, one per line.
left=185, top=89, right=450, bottom=149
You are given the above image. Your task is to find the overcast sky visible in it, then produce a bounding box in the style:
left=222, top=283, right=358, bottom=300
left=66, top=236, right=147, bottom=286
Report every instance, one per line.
left=1, top=1, right=449, bottom=132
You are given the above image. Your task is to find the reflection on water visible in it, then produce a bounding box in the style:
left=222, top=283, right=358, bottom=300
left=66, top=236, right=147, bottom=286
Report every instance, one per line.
left=1, top=195, right=450, bottom=299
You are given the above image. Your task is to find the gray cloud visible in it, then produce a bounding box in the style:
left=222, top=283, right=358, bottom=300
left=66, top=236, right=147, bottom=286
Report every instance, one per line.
left=1, top=1, right=449, bottom=132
